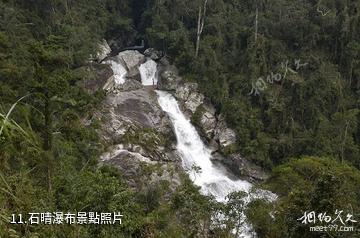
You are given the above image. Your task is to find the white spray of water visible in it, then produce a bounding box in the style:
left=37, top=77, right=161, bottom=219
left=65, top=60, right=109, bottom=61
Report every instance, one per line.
left=107, top=59, right=127, bottom=85
left=138, top=56, right=276, bottom=237
left=139, top=59, right=158, bottom=86
left=156, top=91, right=262, bottom=237
left=156, top=90, right=253, bottom=202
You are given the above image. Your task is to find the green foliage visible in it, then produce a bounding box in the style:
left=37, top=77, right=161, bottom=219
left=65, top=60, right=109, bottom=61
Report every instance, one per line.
left=121, top=127, right=171, bottom=154
left=0, top=0, right=225, bottom=236
left=1, top=0, right=360, bottom=237
left=140, top=0, right=360, bottom=170
left=248, top=156, right=360, bottom=237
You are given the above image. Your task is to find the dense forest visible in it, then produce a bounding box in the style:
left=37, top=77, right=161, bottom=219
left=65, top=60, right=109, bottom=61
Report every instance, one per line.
left=0, top=0, right=359, bottom=237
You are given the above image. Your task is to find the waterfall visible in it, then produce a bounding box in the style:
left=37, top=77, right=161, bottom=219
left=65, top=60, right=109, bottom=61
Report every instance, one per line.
left=139, top=59, right=158, bottom=86
left=156, top=91, right=253, bottom=201
left=107, top=59, right=127, bottom=85
left=138, top=55, right=275, bottom=237
left=102, top=52, right=128, bottom=85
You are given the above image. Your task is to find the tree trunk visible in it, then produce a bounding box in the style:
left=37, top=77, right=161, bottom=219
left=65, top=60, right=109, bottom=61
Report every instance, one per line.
left=195, top=0, right=208, bottom=58
left=255, top=7, right=258, bottom=42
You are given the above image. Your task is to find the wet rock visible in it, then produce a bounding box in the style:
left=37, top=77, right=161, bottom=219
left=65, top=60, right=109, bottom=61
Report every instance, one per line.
left=209, top=139, right=220, bottom=152
left=211, top=152, right=225, bottom=162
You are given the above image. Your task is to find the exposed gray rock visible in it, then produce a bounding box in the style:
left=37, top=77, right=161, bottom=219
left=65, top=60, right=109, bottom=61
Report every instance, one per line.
left=199, top=103, right=217, bottom=138
left=118, top=50, right=145, bottom=81
left=185, top=92, right=204, bottom=113
left=157, top=65, right=182, bottom=91
left=214, top=114, right=237, bottom=148
left=99, top=145, right=155, bottom=187
left=99, top=88, right=174, bottom=142
left=175, top=83, right=204, bottom=114
left=100, top=144, right=181, bottom=190
left=113, top=79, right=143, bottom=92
left=175, top=83, right=198, bottom=101
left=95, top=39, right=111, bottom=62
left=211, top=153, right=269, bottom=182
left=211, top=152, right=225, bottom=162
left=102, top=75, right=116, bottom=91
left=144, top=48, right=162, bottom=61
left=101, top=55, right=129, bottom=91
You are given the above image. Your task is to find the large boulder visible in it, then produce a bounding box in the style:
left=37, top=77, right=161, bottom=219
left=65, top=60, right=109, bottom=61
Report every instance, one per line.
left=117, top=50, right=146, bottom=81
left=100, top=88, right=174, bottom=140
left=100, top=144, right=181, bottom=190
left=103, top=76, right=143, bottom=93
left=95, top=39, right=111, bottom=62
left=185, top=92, right=204, bottom=114
left=175, top=83, right=204, bottom=114
left=94, top=87, right=175, bottom=161
left=175, top=82, right=197, bottom=101
left=99, top=145, right=155, bottom=188
left=157, top=65, right=182, bottom=91
left=214, top=115, right=237, bottom=148
left=101, top=55, right=129, bottom=91
left=211, top=153, right=269, bottom=182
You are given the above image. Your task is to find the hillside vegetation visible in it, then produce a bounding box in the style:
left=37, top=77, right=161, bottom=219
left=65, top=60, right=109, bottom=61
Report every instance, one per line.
left=0, top=0, right=359, bottom=237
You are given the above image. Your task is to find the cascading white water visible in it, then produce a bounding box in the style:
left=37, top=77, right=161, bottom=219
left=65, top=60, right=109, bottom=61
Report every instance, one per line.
left=156, top=91, right=253, bottom=202
left=156, top=91, right=260, bottom=237
left=136, top=55, right=275, bottom=237
left=107, top=59, right=127, bottom=85
left=139, top=59, right=158, bottom=86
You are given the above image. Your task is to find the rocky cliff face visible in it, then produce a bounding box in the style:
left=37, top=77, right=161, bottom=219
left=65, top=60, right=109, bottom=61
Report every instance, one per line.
left=83, top=46, right=182, bottom=191
left=84, top=40, right=267, bottom=189
left=156, top=59, right=268, bottom=182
